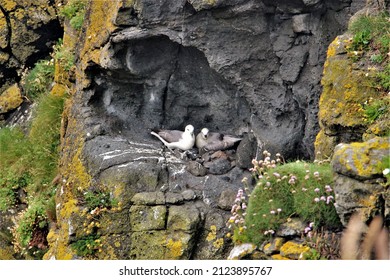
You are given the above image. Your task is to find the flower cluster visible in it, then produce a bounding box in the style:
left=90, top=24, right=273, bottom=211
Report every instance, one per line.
left=250, top=151, right=284, bottom=179
left=227, top=188, right=248, bottom=237
left=313, top=184, right=334, bottom=205
left=304, top=222, right=315, bottom=238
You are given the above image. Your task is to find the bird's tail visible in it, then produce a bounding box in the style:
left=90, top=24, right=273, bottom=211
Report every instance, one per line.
left=151, top=131, right=170, bottom=147
left=224, top=135, right=242, bottom=143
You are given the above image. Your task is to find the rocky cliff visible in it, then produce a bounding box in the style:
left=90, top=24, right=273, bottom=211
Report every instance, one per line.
left=0, top=0, right=62, bottom=94
left=1, top=0, right=389, bottom=260
left=43, top=0, right=373, bottom=260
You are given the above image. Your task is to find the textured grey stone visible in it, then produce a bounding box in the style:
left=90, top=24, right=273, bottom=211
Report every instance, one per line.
left=332, top=174, right=386, bottom=226
left=130, top=205, right=167, bottom=231
left=276, top=218, right=306, bottom=237
left=218, top=189, right=237, bottom=211
left=292, top=14, right=312, bottom=33
left=204, top=158, right=232, bottom=175
left=167, top=204, right=201, bottom=232
left=131, top=192, right=166, bottom=205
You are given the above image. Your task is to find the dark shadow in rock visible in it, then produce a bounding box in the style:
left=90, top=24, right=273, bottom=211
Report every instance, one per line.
left=85, top=34, right=251, bottom=145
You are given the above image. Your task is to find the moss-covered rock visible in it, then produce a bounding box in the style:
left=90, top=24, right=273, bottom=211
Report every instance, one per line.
left=279, top=241, right=310, bottom=260
left=167, top=205, right=200, bottom=232
left=263, top=237, right=285, bottom=255
left=0, top=83, right=23, bottom=114
left=332, top=173, right=386, bottom=226
left=315, top=34, right=379, bottom=159
left=1, top=0, right=61, bottom=60
left=0, top=8, right=9, bottom=49
left=332, top=137, right=389, bottom=180
left=130, top=205, right=167, bottom=231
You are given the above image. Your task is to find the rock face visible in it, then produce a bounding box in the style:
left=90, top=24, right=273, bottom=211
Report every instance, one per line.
left=44, top=0, right=369, bottom=260
left=0, top=0, right=63, bottom=94
left=313, top=0, right=389, bottom=230
left=83, top=0, right=365, bottom=159
left=331, top=137, right=389, bottom=226
left=314, top=33, right=384, bottom=159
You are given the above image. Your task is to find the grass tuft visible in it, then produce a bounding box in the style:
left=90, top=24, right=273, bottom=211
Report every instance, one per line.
left=229, top=152, right=341, bottom=248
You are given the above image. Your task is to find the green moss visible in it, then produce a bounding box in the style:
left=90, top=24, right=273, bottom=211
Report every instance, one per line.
left=70, top=234, right=100, bottom=258
left=24, top=60, right=55, bottom=100
left=243, top=160, right=341, bottom=246
left=59, top=0, right=87, bottom=30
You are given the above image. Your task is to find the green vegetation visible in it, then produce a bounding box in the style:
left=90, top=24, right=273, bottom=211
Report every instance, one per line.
left=53, top=39, right=75, bottom=72
left=60, top=0, right=87, bottom=30
left=83, top=188, right=118, bottom=211
left=24, top=60, right=55, bottom=100
left=71, top=188, right=117, bottom=258
left=0, top=172, right=31, bottom=211
left=347, top=12, right=390, bottom=134
left=0, top=41, right=70, bottom=258
left=363, top=98, right=389, bottom=123
left=374, top=63, right=390, bottom=92
left=71, top=234, right=101, bottom=257
left=349, top=12, right=390, bottom=56
left=0, top=90, right=65, bottom=258
left=228, top=152, right=341, bottom=249
left=14, top=200, right=48, bottom=248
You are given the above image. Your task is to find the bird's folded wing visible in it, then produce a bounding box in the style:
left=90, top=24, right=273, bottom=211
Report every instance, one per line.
left=158, top=130, right=183, bottom=143
left=204, top=135, right=242, bottom=151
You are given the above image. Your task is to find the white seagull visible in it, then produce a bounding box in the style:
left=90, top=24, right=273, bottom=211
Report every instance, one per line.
left=196, top=127, right=242, bottom=151
left=151, top=124, right=195, bottom=151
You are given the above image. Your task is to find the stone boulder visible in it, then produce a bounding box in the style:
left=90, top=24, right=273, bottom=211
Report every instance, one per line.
left=0, top=83, right=23, bottom=114
left=331, top=137, right=389, bottom=226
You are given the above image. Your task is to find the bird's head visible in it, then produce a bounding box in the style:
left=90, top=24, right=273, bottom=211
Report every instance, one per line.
left=201, top=127, right=209, bottom=139
left=185, top=125, right=195, bottom=135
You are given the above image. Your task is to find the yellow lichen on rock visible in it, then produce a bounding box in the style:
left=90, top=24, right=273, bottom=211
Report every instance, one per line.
left=79, top=0, right=119, bottom=70
left=0, top=83, right=23, bottom=114
left=332, top=137, right=389, bottom=179
left=315, top=34, right=380, bottom=159
left=0, top=0, right=17, bottom=11
left=0, top=10, right=9, bottom=49
left=166, top=238, right=184, bottom=259
left=206, top=225, right=217, bottom=242
left=280, top=241, right=310, bottom=259
left=271, top=254, right=290, bottom=260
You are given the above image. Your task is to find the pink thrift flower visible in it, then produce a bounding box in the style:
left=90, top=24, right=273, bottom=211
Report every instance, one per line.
left=325, top=185, right=333, bottom=192
left=326, top=195, right=334, bottom=204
